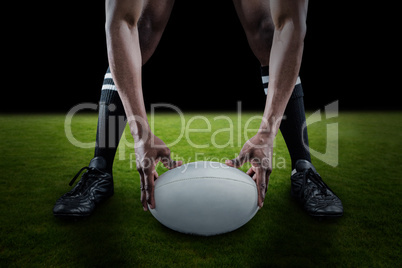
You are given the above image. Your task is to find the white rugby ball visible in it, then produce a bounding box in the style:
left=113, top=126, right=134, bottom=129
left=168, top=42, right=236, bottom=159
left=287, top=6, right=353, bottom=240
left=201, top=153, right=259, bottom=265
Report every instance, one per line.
left=149, top=161, right=259, bottom=236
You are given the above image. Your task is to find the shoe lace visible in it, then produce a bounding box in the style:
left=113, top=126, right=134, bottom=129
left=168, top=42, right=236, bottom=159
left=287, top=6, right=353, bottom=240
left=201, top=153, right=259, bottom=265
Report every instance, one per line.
left=300, top=168, right=333, bottom=198
left=69, top=166, right=107, bottom=187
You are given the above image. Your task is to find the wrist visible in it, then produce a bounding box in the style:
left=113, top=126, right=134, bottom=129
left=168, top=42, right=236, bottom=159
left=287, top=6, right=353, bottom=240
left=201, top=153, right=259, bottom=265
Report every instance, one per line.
left=132, top=128, right=152, bottom=144
left=255, top=130, right=276, bottom=144
left=127, top=115, right=151, bottom=143
left=258, top=115, right=283, bottom=137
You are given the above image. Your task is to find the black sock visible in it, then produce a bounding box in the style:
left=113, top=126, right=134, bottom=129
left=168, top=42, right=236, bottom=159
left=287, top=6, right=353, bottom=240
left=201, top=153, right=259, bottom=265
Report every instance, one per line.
left=261, top=66, right=311, bottom=170
left=94, top=67, right=127, bottom=174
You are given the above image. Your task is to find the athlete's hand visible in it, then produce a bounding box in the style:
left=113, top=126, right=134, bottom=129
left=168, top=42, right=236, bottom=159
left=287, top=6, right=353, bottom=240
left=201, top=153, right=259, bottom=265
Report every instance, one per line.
left=134, top=133, right=182, bottom=211
left=226, top=132, right=274, bottom=208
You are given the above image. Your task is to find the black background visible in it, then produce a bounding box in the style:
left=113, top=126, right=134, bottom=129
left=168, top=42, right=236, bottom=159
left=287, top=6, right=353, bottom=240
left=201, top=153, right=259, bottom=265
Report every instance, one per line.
left=3, top=1, right=400, bottom=112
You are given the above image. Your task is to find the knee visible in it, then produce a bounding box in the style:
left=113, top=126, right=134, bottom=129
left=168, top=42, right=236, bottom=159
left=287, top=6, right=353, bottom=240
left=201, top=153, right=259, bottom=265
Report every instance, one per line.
left=258, top=17, right=275, bottom=44
left=138, top=15, right=165, bottom=36
left=245, top=16, right=275, bottom=47
left=137, top=16, right=166, bottom=61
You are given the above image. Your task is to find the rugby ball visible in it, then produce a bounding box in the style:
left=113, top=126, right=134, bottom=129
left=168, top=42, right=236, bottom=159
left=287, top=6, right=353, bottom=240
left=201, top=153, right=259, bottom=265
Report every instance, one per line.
left=149, top=161, right=259, bottom=236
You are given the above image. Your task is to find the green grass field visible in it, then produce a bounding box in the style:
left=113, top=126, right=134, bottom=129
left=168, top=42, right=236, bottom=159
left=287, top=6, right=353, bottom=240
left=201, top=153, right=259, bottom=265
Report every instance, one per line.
left=0, top=112, right=401, bottom=267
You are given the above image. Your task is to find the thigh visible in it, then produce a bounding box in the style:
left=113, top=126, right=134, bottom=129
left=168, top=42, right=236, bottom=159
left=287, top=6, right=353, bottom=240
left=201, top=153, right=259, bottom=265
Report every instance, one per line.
left=232, top=0, right=272, bottom=33
left=139, top=0, right=175, bottom=62
left=140, top=0, right=175, bottom=30
left=232, top=0, right=274, bottom=65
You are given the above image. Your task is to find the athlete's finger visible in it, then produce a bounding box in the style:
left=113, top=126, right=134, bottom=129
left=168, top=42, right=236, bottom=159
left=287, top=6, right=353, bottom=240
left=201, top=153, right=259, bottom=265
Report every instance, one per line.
left=255, top=167, right=267, bottom=208
left=138, top=168, right=147, bottom=211
left=225, top=154, right=247, bottom=168
left=161, top=155, right=183, bottom=170
left=144, top=168, right=156, bottom=210
left=246, top=166, right=256, bottom=182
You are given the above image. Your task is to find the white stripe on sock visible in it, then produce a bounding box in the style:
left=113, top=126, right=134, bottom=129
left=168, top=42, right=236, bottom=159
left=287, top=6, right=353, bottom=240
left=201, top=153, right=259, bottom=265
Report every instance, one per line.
left=104, top=73, right=113, bottom=79
left=263, top=76, right=301, bottom=94
left=101, top=84, right=117, bottom=91
left=262, top=76, right=301, bottom=85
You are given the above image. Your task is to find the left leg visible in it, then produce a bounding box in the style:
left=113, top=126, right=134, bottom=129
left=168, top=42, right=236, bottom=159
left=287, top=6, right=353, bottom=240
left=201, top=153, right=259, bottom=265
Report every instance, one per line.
left=233, top=0, right=310, bottom=171
left=232, top=0, right=343, bottom=217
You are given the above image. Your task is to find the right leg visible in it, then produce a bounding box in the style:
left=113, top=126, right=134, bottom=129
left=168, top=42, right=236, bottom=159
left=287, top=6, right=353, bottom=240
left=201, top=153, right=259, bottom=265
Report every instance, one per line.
left=95, top=0, right=175, bottom=174
left=54, top=0, right=175, bottom=218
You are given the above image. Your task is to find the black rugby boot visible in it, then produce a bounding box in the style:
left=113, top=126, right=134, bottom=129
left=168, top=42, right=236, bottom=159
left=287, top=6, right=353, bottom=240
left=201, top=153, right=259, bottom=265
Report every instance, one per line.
left=291, top=160, right=343, bottom=218
left=53, top=157, right=114, bottom=218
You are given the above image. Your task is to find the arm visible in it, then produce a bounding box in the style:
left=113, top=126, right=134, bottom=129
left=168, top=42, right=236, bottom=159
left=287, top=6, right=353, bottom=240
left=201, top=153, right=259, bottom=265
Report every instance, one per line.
left=105, top=0, right=146, bottom=135
left=105, top=0, right=181, bottom=211
left=263, top=0, right=307, bottom=129
left=227, top=0, right=308, bottom=208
